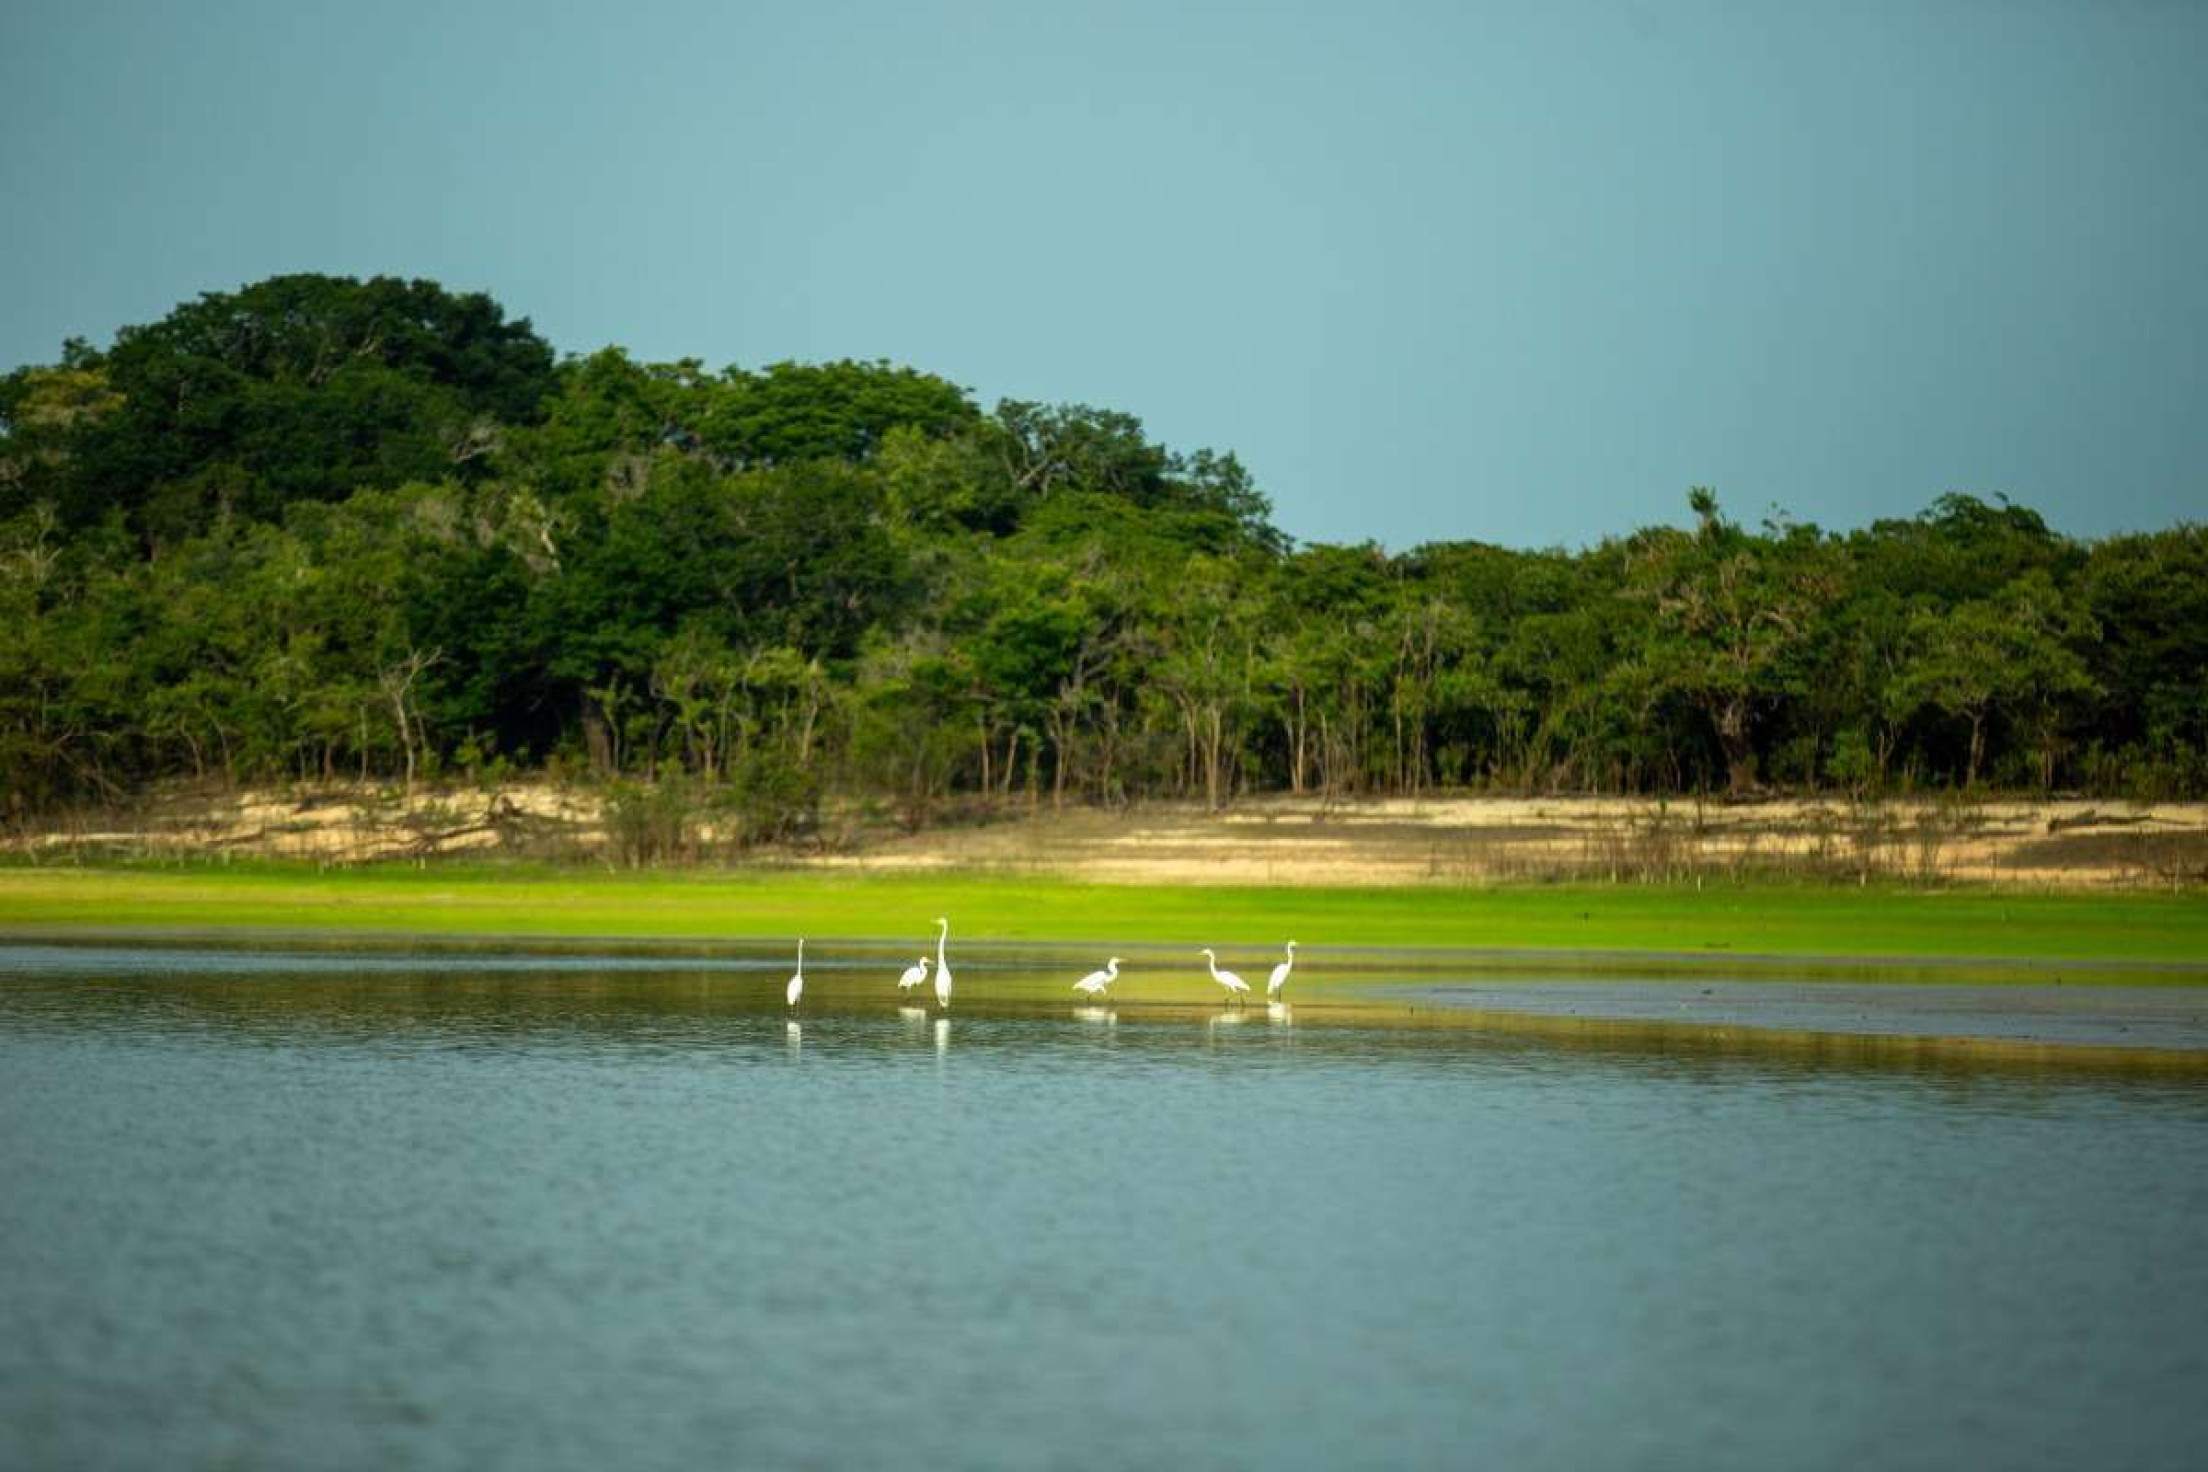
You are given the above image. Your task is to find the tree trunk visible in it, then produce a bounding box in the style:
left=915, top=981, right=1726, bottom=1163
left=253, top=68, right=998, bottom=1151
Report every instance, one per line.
left=1177, top=701, right=1198, bottom=797
left=1048, top=711, right=1070, bottom=811
left=1097, top=703, right=1122, bottom=806
left=1207, top=706, right=1222, bottom=811
left=389, top=680, right=417, bottom=793
left=797, top=683, right=819, bottom=763
left=581, top=692, right=613, bottom=775
left=1712, top=697, right=1759, bottom=796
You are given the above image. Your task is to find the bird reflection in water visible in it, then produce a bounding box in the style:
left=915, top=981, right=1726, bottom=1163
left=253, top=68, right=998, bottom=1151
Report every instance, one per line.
left=1267, top=1001, right=1293, bottom=1026
left=898, top=1005, right=929, bottom=1027
left=933, top=1016, right=950, bottom=1057
left=785, top=1019, right=802, bottom=1058
left=1072, top=1006, right=1116, bottom=1027
left=1205, top=1010, right=1248, bottom=1045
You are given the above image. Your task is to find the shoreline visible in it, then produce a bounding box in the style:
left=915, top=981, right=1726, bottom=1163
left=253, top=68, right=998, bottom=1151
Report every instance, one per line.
left=13, top=788, right=2208, bottom=889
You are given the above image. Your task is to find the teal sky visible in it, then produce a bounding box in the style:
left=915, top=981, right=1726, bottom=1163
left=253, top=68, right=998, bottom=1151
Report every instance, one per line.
left=3, top=0, right=2202, bottom=548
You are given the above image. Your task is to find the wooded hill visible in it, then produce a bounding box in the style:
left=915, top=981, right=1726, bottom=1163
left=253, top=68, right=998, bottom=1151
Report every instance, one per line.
left=4, top=274, right=2203, bottom=834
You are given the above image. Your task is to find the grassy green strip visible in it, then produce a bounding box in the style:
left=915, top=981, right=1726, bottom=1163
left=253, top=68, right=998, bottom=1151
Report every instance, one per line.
left=1, top=865, right=2203, bottom=974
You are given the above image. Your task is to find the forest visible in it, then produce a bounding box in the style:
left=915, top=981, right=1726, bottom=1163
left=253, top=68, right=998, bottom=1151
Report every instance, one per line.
left=3, top=274, right=2204, bottom=836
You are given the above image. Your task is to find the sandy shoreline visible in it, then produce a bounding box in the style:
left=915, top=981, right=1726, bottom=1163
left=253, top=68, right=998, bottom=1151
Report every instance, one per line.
left=13, top=786, right=2208, bottom=889
left=815, top=794, right=2208, bottom=889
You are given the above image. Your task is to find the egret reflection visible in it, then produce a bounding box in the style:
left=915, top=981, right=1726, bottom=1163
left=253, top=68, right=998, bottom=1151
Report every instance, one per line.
left=933, top=1016, right=950, bottom=1056
left=784, top=1019, right=802, bottom=1057
left=1072, top=1006, right=1116, bottom=1026
left=1267, top=1001, right=1293, bottom=1026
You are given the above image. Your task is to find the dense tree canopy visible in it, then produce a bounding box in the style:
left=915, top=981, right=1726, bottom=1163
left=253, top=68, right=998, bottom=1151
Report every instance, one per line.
left=3, top=275, right=556, bottom=545
left=3, top=274, right=2203, bottom=826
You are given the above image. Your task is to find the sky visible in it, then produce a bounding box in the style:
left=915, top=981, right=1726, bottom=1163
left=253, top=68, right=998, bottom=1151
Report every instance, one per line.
left=3, top=0, right=2203, bottom=549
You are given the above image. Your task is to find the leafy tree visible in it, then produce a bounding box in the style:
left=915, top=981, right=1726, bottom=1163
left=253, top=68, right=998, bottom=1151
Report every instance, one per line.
left=2080, top=527, right=2208, bottom=787
left=1891, top=574, right=2098, bottom=788
left=0, top=348, right=124, bottom=521
left=700, top=360, right=977, bottom=467
left=60, top=275, right=553, bottom=540
left=1629, top=490, right=1834, bottom=794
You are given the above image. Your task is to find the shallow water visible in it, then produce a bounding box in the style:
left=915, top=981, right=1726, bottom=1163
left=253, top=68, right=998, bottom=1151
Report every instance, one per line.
left=4, top=946, right=2206, bottom=1471
left=1409, top=977, right=2208, bottom=1051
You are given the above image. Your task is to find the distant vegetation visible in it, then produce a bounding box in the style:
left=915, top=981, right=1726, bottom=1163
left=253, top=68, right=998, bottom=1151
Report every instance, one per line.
left=4, top=274, right=2204, bottom=831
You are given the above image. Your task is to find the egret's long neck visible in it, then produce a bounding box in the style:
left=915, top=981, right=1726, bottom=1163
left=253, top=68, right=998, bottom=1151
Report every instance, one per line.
left=797, top=938, right=804, bottom=968
left=1206, top=953, right=1220, bottom=981
left=935, top=921, right=948, bottom=967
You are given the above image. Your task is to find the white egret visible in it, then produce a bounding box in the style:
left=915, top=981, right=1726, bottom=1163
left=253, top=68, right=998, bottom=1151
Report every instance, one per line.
left=1267, top=940, right=1297, bottom=1000
left=1201, top=947, right=1250, bottom=1002
left=1073, top=957, right=1121, bottom=998
left=897, top=955, right=931, bottom=992
left=933, top=917, right=954, bottom=1008
left=785, top=938, right=805, bottom=1007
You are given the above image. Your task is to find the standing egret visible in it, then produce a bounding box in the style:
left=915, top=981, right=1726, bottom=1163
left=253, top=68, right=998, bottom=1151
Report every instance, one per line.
left=1201, top=948, right=1250, bottom=1002
left=785, top=938, right=805, bottom=1007
left=897, top=955, right=931, bottom=992
left=1073, top=957, right=1121, bottom=998
left=933, top=917, right=954, bottom=1008
left=1267, top=940, right=1297, bottom=1000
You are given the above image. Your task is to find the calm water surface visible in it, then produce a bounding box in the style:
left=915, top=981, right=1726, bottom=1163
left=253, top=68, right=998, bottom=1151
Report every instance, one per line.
left=3, top=946, right=2206, bottom=1470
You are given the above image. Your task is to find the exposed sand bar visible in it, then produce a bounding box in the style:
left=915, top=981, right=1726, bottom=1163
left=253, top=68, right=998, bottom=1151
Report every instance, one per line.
left=13, top=787, right=2208, bottom=888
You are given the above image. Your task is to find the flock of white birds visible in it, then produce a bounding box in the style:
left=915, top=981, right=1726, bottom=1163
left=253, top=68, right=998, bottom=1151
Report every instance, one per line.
left=782, top=920, right=1296, bottom=1010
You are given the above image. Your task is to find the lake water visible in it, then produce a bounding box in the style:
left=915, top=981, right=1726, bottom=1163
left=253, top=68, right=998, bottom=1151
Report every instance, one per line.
left=4, top=945, right=2206, bottom=1470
